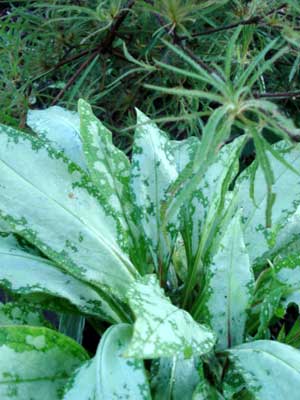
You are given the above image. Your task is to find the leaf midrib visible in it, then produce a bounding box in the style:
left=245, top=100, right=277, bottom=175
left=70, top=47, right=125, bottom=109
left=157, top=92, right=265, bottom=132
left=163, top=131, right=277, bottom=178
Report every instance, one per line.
left=0, top=244, right=132, bottom=284
left=0, top=158, right=135, bottom=279
left=233, top=346, right=300, bottom=375
left=0, top=374, right=69, bottom=385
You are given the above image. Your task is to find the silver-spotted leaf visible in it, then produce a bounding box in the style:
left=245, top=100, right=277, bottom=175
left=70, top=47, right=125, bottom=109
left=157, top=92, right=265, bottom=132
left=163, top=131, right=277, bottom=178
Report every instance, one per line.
left=96, top=324, right=151, bottom=399
left=63, top=324, right=151, bottom=400
left=151, top=355, right=200, bottom=400
left=130, top=110, right=178, bottom=267
left=0, top=233, right=122, bottom=323
left=273, top=253, right=300, bottom=309
left=0, top=219, right=10, bottom=233
left=236, top=141, right=300, bottom=265
left=27, top=106, right=86, bottom=169
left=78, top=100, right=149, bottom=273
left=201, top=213, right=254, bottom=350
left=0, top=124, right=137, bottom=302
left=0, top=325, right=88, bottom=400
left=163, top=105, right=234, bottom=227
left=255, top=287, right=283, bottom=339
left=126, top=275, right=215, bottom=358
left=169, top=137, right=200, bottom=174
left=63, top=359, right=96, bottom=400
left=227, top=340, right=300, bottom=400
left=78, top=100, right=132, bottom=239
left=0, top=302, right=51, bottom=328
left=192, top=382, right=224, bottom=400
left=186, top=136, right=245, bottom=259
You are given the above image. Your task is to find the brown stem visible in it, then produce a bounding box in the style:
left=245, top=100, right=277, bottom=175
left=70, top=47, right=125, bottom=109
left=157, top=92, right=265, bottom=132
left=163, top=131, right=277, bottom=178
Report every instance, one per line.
left=178, top=3, right=287, bottom=40
left=51, top=0, right=136, bottom=106
left=176, top=39, right=222, bottom=77
left=145, top=2, right=222, bottom=79
left=254, top=90, right=300, bottom=99
left=53, top=47, right=97, bottom=70
left=100, top=0, right=135, bottom=50
left=50, top=50, right=99, bottom=106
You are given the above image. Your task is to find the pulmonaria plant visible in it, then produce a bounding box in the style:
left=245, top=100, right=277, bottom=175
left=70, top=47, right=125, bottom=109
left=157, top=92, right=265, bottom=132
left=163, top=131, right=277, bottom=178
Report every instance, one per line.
left=1, top=100, right=300, bottom=399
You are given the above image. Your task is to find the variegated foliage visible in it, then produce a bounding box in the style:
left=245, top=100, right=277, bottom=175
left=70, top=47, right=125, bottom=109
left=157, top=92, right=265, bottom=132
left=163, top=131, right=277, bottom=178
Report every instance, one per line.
left=1, top=100, right=300, bottom=398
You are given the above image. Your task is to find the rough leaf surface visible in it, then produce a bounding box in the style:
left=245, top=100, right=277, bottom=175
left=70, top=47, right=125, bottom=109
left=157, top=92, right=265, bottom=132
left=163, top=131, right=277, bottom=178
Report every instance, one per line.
left=126, top=275, right=215, bottom=358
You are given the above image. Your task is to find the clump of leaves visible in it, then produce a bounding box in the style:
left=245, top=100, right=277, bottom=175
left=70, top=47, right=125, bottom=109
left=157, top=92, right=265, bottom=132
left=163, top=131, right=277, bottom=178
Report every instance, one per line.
left=1, top=100, right=300, bottom=398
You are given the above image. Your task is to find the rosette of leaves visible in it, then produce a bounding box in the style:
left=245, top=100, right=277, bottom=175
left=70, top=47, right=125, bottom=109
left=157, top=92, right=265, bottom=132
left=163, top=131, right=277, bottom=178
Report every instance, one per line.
left=1, top=100, right=300, bottom=399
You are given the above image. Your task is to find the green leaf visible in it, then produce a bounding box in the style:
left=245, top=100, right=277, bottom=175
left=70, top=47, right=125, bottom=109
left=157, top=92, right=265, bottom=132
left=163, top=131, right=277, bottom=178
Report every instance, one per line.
left=283, top=317, right=300, bottom=347
left=252, top=99, right=300, bottom=143
left=200, top=213, right=254, bottom=350
left=0, top=124, right=138, bottom=302
left=125, top=275, right=215, bottom=358
left=236, top=141, right=300, bottom=266
left=193, top=382, right=224, bottom=400
left=0, top=302, right=51, bottom=328
left=227, top=340, right=300, bottom=400
left=144, top=84, right=224, bottom=104
left=0, top=325, right=88, bottom=400
left=78, top=99, right=132, bottom=240
left=169, top=136, right=200, bottom=175
left=63, top=359, right=96, bottom=400
left=63, top=324, right=151, bottom=399
left=130, top=110, right=178, bottom=267
left=250, top=127, right=275, bottom=228
left=222, top=367, right=252, bottom=400
left=27, top=106, right=86, bottom=169
left=187, top=136, right=245, bottom=260
left=235, top=39, right=279, bottom=89
left=161, top=40, right=227, bottom=93
left=163, top=106, right=234, bottom=236
left=168, top=136, right=200, bottom=263
left=0, top=220, right=10, bottom=233
left=255, top=287, right=283, bottom=339
left=0, top=235, right=122, bottom=323
left=78, top=100, right=148, bottom=274
left=273, top=253, right=300, bottom=309
left=97, top=324, right=151, bottom=399
left=151, top=356, right=200, bottom=400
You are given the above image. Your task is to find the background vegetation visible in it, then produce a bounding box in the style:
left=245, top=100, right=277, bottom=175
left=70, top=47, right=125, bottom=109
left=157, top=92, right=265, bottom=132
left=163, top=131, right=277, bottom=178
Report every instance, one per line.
left=1, top=0, right=300, bottom=150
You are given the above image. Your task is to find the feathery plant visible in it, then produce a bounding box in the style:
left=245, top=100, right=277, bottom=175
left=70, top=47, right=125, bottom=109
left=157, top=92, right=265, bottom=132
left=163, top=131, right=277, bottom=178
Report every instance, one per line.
left=145, top=36, right=300, bottom=228
left=1, top=0, right=299, bottom=143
